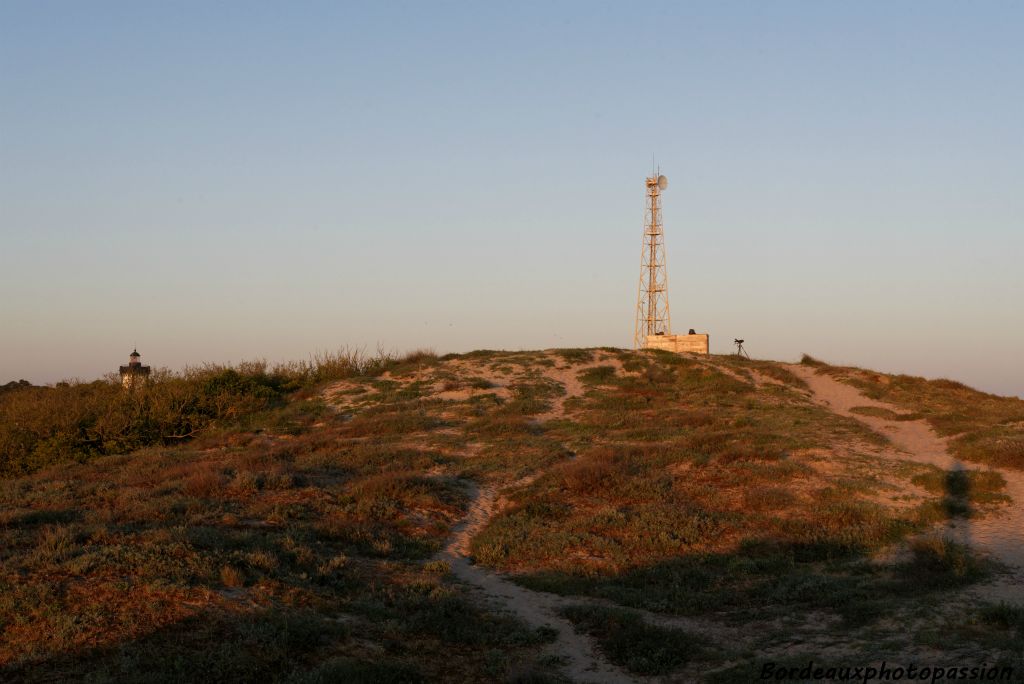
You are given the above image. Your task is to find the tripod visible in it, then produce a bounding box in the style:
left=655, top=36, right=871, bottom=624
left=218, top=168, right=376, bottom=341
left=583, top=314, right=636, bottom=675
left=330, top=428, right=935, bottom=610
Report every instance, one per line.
left=734, top=339, right=750, bottom=359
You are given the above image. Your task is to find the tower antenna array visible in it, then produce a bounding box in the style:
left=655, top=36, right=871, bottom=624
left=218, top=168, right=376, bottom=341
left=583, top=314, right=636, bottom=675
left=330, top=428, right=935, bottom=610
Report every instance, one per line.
left=633, top=172, right=671, bottom=349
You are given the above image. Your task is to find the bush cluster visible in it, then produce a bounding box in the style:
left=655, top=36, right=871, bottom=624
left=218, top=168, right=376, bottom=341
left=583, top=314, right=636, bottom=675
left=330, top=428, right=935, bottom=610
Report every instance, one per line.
left=0, top=348, right=426, bottom=477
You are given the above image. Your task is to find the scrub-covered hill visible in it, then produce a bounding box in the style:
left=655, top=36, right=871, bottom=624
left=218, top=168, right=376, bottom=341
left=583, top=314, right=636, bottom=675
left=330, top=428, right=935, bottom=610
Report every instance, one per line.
left=3, top=348, right=1024, bottom=682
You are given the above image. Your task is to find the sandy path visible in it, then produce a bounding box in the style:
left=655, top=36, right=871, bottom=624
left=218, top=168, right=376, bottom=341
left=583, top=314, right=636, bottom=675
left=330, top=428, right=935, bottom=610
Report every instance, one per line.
left=535, top=356, right=626, bottom=422
left=788, top=364, right=1024, bottom=601
left=437, top=479, right=636, bottom=683
left=436, top=474, right=746, bottom=682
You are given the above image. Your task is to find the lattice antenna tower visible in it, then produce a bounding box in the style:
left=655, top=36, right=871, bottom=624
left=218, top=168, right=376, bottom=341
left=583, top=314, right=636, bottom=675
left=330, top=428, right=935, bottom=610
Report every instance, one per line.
left=633, top=171, right=671, bottom=349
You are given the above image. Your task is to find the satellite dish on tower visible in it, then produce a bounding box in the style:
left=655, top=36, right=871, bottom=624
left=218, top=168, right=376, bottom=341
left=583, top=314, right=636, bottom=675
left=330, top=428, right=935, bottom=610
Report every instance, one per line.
left=657, top=175, right=668, bottom=190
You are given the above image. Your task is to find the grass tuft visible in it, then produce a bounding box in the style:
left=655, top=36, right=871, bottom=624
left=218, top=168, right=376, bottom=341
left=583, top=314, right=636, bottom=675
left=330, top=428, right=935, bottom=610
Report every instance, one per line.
left=561, top=604, right=709, bottom=675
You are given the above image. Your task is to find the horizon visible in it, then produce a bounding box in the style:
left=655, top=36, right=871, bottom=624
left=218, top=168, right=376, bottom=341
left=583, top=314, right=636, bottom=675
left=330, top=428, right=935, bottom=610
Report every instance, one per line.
left=7, top=345, right=1023, bottom=402
left=2, top=2, right=1022, bottom=397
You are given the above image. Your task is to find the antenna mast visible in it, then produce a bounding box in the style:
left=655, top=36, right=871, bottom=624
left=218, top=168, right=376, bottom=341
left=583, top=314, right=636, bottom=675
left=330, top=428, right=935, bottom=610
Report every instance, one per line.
left=633, top=172, right=671, bottom=349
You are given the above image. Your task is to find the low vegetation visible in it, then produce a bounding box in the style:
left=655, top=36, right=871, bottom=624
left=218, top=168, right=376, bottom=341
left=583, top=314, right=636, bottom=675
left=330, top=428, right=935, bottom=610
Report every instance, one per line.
left=0, top=349, right=434, bottom=478
left=802, top=355, right=1024, bottom=469
left=0, top=348, right=1017, bottom=680
left=561, top=604, right=709, bottom=675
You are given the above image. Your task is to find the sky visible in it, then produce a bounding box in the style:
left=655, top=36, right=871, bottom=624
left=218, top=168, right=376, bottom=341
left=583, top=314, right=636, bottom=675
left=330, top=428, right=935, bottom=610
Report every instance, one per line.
left=1, top=2, right=1022, bottom=396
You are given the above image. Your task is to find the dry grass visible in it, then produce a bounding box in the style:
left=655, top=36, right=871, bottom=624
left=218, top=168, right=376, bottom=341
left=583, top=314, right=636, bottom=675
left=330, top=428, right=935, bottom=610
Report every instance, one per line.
left=802, top=357, right=1024, bottom=469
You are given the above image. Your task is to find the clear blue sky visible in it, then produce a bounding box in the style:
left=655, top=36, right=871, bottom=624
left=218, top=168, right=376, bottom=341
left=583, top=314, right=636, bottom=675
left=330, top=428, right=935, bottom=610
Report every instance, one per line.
left=2, top=2, right=1022, bottom=396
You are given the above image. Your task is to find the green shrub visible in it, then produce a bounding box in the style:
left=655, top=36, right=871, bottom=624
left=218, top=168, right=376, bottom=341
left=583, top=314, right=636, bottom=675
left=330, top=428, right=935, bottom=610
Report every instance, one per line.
left=286, top=658, right=424, bottom=684
left=899, top=536, right=988, bottom=589
left=561, top=604, right=708, bottom=675
left=554, top=349, right=593, bottom=364
left=578, top=366, right=618, bottom=386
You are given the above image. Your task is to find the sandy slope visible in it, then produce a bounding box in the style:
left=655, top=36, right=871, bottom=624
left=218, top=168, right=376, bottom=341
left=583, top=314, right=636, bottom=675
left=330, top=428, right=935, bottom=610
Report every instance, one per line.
left=788, top=364, right=1024, bottom=603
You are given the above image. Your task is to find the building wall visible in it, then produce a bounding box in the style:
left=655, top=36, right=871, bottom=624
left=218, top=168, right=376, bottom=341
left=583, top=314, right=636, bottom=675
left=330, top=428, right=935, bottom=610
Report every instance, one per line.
left=645, top=333, right=710, bottom=355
